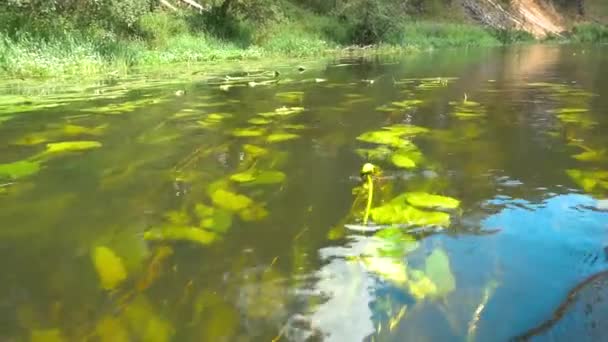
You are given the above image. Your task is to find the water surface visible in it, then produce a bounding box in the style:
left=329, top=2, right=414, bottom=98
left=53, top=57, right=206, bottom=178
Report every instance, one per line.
left=1, top=45, right=608, bottom=341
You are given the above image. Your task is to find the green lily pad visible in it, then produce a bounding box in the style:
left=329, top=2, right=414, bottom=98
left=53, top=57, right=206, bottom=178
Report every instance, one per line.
left=391, top=99, right=423, bottom=108
left=46, top=141, right=102, bottom=153
left=392, top=152, right=416, bottom=169
left=357, top=131, right=412, bottom=148
left=238, top=204, right=269, bottom=221
left=211, top=189, right=253, bottom=212
left=232, top=128, right=265, bottom=137
left=283, top=124, right=308, bottom=130
left=248, top=118, right=272, bottom=125
left=425, top=248, right=455, bottom=297
left=198, top=207, right=233, bottom=234
left=259, top=106, right=305, bottom=117
left=384, top=124, right=429, bottom=136
left=370, top=193, right=454, bottom=227
left=402, top=192, right=460, bottom=210
left=243, top=144, right=268, bottom=157
left=371, top=203, right=450, bottom=227
left=370, top=228, right=419, bottom=258
left=144, top=226, right=217, bottom=246
left=276, top=91, right=304, bottom=102
left=573, top=149, right=606, bottom=162
left=356, top=146, right=393, bottom=161
left=92, top=246, right=128, bottom=290
left=267, top=133, right=299, bottom=143
left=0, top=160, right=41, bottom=179
left=230, top=170, right=286, bottom=185
left=566, top=169, right=608, bottom=194
left=362, top=256, right=408, bottom=285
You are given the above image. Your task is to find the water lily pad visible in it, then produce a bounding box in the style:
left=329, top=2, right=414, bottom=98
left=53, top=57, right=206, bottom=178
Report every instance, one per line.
left=267, top=133, right=299, bottom=143
left=283, top=124, right=308, bottom=130
left=362, top=256, right=408, bottom=285
left=371, top=203, right=450, bottom=227
left=357, top=131, right=412, bottom=148
left=238, top=204, right=269, bottom=221
left=198, top=206, right=233, bottom=234
left=259, top=106, right=305, bottom=117
left=573, top=149, right=606, bottom=162
left=211, top=189, right=253, bottom=212
left=231, top=170, right=286, bottom=185
left=369, top=228, right=419, bottom=258
left=276, top=91, right=304, bottom=102
left=425, top=248, right=455, bottom=297
left=384, top=124, right=429, bottom=136
left=144, top=226, right=217, bottom=246
left=92, top=246, right=128, bottom=290
left=46, top=141, right=102, bottom=153
left=391, top=99, right=423, bottom=108
left=243, top=144, right=268, bottom=157
left=566, top=169, right=608, bottom=194
left=248, top=118, right=272, bottom=125
left=231, top=128, right=265, bottom=137
left=392, top=153, right=416, bottom=169
left=0, top=160, right=41, bottom=179
left=356, top=146, right=393, bottom=161
left=402, top=192, right=460, bottom=210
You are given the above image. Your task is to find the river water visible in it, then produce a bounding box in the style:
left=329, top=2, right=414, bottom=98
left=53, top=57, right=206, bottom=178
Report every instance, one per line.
left=1, top=44, right=607, bottom=341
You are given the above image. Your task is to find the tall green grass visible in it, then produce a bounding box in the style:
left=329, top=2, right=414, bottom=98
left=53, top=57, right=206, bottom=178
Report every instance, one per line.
left=0, top=9, right=596, bottom=79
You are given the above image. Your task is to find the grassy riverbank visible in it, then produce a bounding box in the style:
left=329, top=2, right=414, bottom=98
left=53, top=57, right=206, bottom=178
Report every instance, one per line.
left=0, top=3, right=606, bottom=78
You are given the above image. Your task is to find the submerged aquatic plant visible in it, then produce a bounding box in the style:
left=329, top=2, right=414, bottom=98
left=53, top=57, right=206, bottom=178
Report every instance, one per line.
left=361, top=163, right=378, bottom=225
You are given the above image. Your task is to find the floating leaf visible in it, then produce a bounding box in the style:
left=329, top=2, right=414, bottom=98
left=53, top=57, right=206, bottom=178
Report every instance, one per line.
left=566, top=169, right=608, bottom=194
left=369, top=228, right=419, bottom=258
left=384, top=124, right=429, bottom=136
left=144, top=226, right=217, bottom=246
left=362, top=256, right=408, bottom=285
left=164, top=210, right=191, bottom=226
left=248, top=118, right=272, bottom=125
left=391, top=99, right=423, bottom=108
left=357, top=131, right=412, bottom=148
left=402, top=192, right=460, bottom=210
left=92, top=246, right=128, bottom=290
left=283, top=124, right=308, bottom=130
left=356, top=145, right=393, bottom=161
left=46, top=141, right=102, bottom=153
left=200, top=209, right=233, bottom=234
left=267, top=133, right=299, bottom=143
left=238, top=204, right=268, bottom=221
left=259, top=106, right=305, bottom=117
left=370, top=193, right=453, bottom=227
left=231, top=170, right=286, bottom=185
left=0, top=160, right=41, bottom=179
left=276, top=91, right=304, bottom=102
left=243, top=144, right=268, bottom=157
left=391, top=153, right=416, bottom=169
left=371, top=203, right=450, bottom=227
left=573, top=149, right=606, bottom=162
left=231, top=128, right=265, bottom=137
left=425, top=248, right=455, bottom=297
left=211, top=189, right=253, bottom=212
